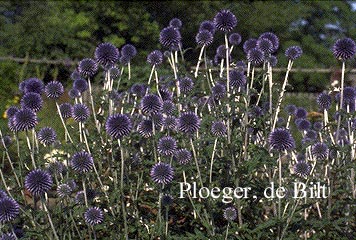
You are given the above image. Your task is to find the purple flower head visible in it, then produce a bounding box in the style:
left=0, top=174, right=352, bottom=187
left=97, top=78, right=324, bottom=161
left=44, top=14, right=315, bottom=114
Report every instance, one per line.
left=229, top=69, right=246, bottom=88
left=0, top=197, right=19, bottom=223
left=216, top=45, right=227, bottom=58
left=152, top=113, right=164, bottom=129
left=121, top=44, right=137, bottom=59
left=161, top=194, right=173, bottom=207
left=159, top=87, right=173, bottom=101
left=73, top=103, right=90, bottom=122
left=159, top=27, right=181, bottom=49
left=70, top=70, right=81, bottom=81
left=178, top=111, right=201, bottom=134
left=109, top=66, right=121, bottom=79
left=162, top=101, right=176, bottom=115
left=213, top=9, right=237, bottom=32
left=284, top=104, right=296, bottom=115
left=71, top=151, right=93, bottom=173
left=229, top=33, right=242, bottom=46
left=169, top=18, right=182, bottom=29
left=130, top=83, right=146, bottom=97
left=313, top=121, right=323, bottom=131
left=137, top=119, right=153, bottom=138
left=94, top=42, right=120, bottom=68
left=25, top=169, right=53, bottom=196
left=45, top=81, right=64, bottom=99
left=343, top=86, right=356, bottom=104
left=267, top=55, right=278, bottom=67
left=141, top=94, right=163, bottom=114
left=6, top=106, right=19, bottom=119
left=223, top=207, right=237, bottom=221
left=163, top=116, right=177, bottom=131
left=174, top=149, right=192, bottom=165
left=199, top=20, right=216, bottom=34
left=24, top=78, right=44, bottom=94
left=68, top=88, right=81, bottom=99
left=259, top=32, right=279, bottom=52
left=312, top=142, right=329, bottom=160
left=84, top=207, right=104, bottom=226
left=57, top=184, right=72, bottom=198
left=20, top=92, right=43, bottom=112
left=247, top=48, right=264, bottom=66
left=13, top=108, right=38, bottom=131
left=150, top=162, right=174, bottom=184
left=78, top=58, right=98, bottom=78
left=243, top=38, right=257, bottom=54
left=7, top=117, right=17, bottom=132
left=75, top=189, right=96, bottom=205
left=295, top=107, right=307, bottom=119
left=235, top=61, right=247, bottom=71
left=179, top=77, right=194, bottom=94
left=195, top=30, right=214, bottom=46
left=257, top=38, right=274, bottom=54
left=317, top=92, right=332, bottom=110
left=147, top=50, right=163, bottom=66
left=158, top=136, right=177, bottom=156
left=38, top=127, right=57, bottom=145
left=105, top=114, right=132, bottom=139
left=305, top=130, right=317, bottom=140
left=285, top=46, right=302, bottom=60
left=268, top=128, right=295, bottom=151
left=296, top=119, right=311, bottom=131
left=332, top=38, right=356, bottom=60
left=120, top=54, right=130, bottom=65
left=59, top=103, right=73, bottom=119
left=212, top=83, right=226, bottom=99
left=211, top=121, right=227, bottom=137
left=294, top=161, right=311, bottom=177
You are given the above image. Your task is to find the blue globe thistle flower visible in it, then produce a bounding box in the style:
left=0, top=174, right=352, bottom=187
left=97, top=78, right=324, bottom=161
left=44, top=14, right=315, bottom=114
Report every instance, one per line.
left=20, top=92, right=43, bottom=112
left=259, top=32, right=279, bottom=52
left=216, top=45, right=227, bottom=58
left=73, top=103, right=90, bottom=122
left=243, top=38, right=257, bottom=54
left=212, top=83, right=226, bottom=99
left=78, top=58, right=98, bottom=78
left=121, top=44, right=137, bottom=59
left=313, top=121, right=323, bottom=131
left=229, top=33, right=242, bottom=46
left=119, top=55, right=130, bottom=65
left=199, top=20, right=216, bottom=34
left=334, top=128, right=347, bottom=139
left=249, top=106, right=264, bottom=118
left=38, top=127, right=57, bottom=145
left=0, top=232, right=16, bottom=240
left=159, top=26, right=182, bottom=49
left=296, top=119, right=311, bottom=131
left=108, top=90, right=120, bottom=101
left=161, top=194, right=173, bottom=207
left=229, top=69, right=246, bottom=88
left=257, top=38, right=274, bottom=54
left=267, top=55, right=278, bottom=67
left=277, top=117, right=285, bottom=126
left=109, top=66, right=121, bottom=79
left=24, top=78, right=44, bottom=94
left=163, top=116, right=177, bottom=131
left=159, top=87, right=173, bottom=101
left=247, top=48, right=264, bottom=66
left=59, top=103, right=73, bottom=119
left=0, top=197, right=19, bottom=223
left=162, top=101, right=176, bottom=115
left=7, top=117, right=17, bottom=132
left=147, top=50, right=163, bottom=66
left=158, top=136, right=177, bottom=156
left=137, top=119, right=153, bottom=138
left=196, top=30, right=214, bottom=46
left=295, top=107, right=307, bottom=119
left=268, top=128, right=295, bottom=151
left=70, top=70, right=81, bottom=81
left=285, top=46, right=303, bottom=60
left=45, top=81, right=64, bottom=99
left=305, top=130, right=317, bottom=140
left=213, top=9, right=237, bottom=32
left=317, top=92, right=332, bottom=110
left=73, top=79, right=88, bottom=93
left=67, top=180, right=78, bottom=191
left=94, top=42, right=120, bottom=68
left=84, top=207, right=104, bottom=226
left=57, top=183, right=72, bottom=198
left=169, top=18, right=182, bottom=29
left=152, top=113, right=164, bottom=129
left=5, top=106, right=19, bottom=119
left=297, top=154, right=306, bottom=162
left=130, top=83, right=146, bottom=97
left=141, top=94, right=163, bottom=114
left=0, top=190, right=8, bottom=199
left=150, top=162, right=174, bottom=184
left=19, top=80, right=28, bottom=93
left=105, top=114, right=132, bottom=139
left=13, top=108, right=38, bottom=131
left=343, top=86, right=356, bottom=104
left=174, top=149, right=192, bottom=165
left=332, top=38, right=356, bottom=60
left=223, top=207, right=237, bottom=221
left=235, top=61, right=247, bottom=71
left=75, top=189, right=96, bottom=205
left=293, top=161, right=311, bottom=177
left=178, top=112, right=201, bottom=134
left=25, top=169, right=53, bottom=196
left=179, top=77, right=194, bottom=94
left=68, top=88, right=81, bottom=99
left=71, top=151, right=93, bottom=173
left=311, top=142, right=329, bottom=159
left=211, top=121, right=227, bottom=137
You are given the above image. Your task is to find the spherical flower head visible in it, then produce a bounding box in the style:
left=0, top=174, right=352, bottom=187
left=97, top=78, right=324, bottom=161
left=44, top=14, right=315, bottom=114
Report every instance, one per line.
left=163, top=116, right=177, bottom=131
left=150, top=162, right=174, bottom=185
left=95, top=42, right=120, bottom=68
left=178, top=112, right=201, bottom=134
left=295, top=107, right=307, bottom=119
left=267, top=55, right=278, bottom=67
left=294, top=161, right=311, bottom=178
left=78, top=58, right=98, bottom=78
left=229, top=69, right=246, bottom=88
left=216, top=45, right=227, bottom=58
left=20, top=92, right=43, bottom=112
left=71, top=151, right=93, bottom=173
left=257, top=38, right=274, bottom=54
left=268, top=128, right=295, bottom=151
left=38, top=127, right=57, bottom=145
left=247, top=48, right=264, bottom=66
left=161, top=194, right=173, bottom=207
left=19, top=80, right=28, bottom=93
left=109, top=66, right=121, bottom=79
left=259, top=32, right=279, bottom=52
left=13, top=108, right=38, bottom=131
left=130, top=83, right=146, bottom=97
left=162, top=101, right=176, bottom=115
left=158, top=136, right=177, bottom=156
left=159, top=26, right=182, bottom=49
left=235, top=61, right=247, bottom=72
left=105, top=114, right=132, bottom=139
left=7, top=117, right=17, bottom=133
left=332, top=38, right=356, bottom=60
left=179, top=77, right=194, bottom=94
left=229, top=33, right=241, bottom=46
left=0, top=197, right=19, bottom=223
left=70, top=70, right=81, bottom=81
left=213, top=9, right=237, bottom=32
left=24, top=78, right=44, bottom=94
left=212, top=83, right=226, bottom=99
left=196, top=30, right=214, bottom=46
left=243, top=38, right=257, bottom=54
left=141, top=94, right=163, bottom=115
left=73, top=103, right=90, bottom=122
left=313, top=121, right=323, bottom=131
left=305, top=130, right=317, bottom=140
left=147, top=50, right=163, bottom=66
left=169, top=18, right=182, bottom=29
left=121, top=44, right=137, bottom=60
left=343, top=86, right=356, bottom=104
left=59, top=103, right=73, bottom=119
left=73, top=78, right=88, bottom=93
left=285, top=104, right=296, bottom=115
left=57, top=184, right=72, bottom=198
left=84, top=207, right=104, bottom=226
left=68, top=88, right=81, bottom=99
left=25, top=169, right=53, bottom=196
left=174, top=149, right=192, bottom=165
left=137, top=119, right=153, bottom=138
left=152, top=113, right=164, bottom=129
left=75, top=189, right=96, bottom=205
left=199, top=20, right=216, bottom=34
left=285, top=46, right=302, bottom=60
left=311, top=142, right=329, bottom=160
left=223, top=207, right=237, bottom=221
left=211, top=121, right=227, bottom=137
left=296, top=118, right=311, bottom=131
left=5, top=106, right=19, bottom=119
left=317, top=92, right=332, bottom=110
left=45, top=81, right=64, bottom=99
left=159, top=87, right=173, bottom=101
left=0, top=232, right=17, bottom=240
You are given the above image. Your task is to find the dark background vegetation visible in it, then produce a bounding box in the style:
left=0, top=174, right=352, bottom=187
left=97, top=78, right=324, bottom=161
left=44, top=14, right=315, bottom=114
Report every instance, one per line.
left=0, top=1, right=355, bottom=116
